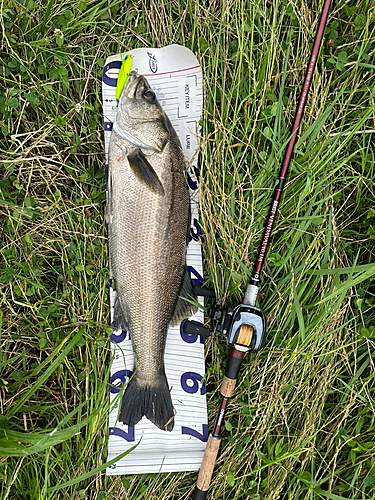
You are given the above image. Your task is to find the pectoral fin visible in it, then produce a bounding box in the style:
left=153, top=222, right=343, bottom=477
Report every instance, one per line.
left=128, top=149, right=164, bottom=195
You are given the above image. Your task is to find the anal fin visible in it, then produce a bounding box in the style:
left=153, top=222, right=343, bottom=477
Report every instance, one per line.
left=113, top=296, right=129, bottom=331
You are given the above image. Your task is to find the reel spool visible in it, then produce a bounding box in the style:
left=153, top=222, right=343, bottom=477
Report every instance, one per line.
left=183, top=286, right=267, bottom=353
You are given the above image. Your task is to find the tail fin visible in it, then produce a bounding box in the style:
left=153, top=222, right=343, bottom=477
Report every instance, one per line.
left=119, top=371, right=174, bottom=431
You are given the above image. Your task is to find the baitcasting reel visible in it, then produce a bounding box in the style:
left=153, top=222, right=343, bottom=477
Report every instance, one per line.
left=183, top=285, right=267, bottom=352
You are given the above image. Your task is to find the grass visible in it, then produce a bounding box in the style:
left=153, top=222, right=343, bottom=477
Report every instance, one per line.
left=0, top=0, right=374, bottom=498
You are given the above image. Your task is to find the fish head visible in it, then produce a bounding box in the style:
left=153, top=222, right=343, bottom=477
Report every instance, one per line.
left=116, top=73, right=171, bottom=152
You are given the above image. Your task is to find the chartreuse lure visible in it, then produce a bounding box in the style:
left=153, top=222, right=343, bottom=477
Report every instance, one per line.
left=115, top=54, right=133, bottom=100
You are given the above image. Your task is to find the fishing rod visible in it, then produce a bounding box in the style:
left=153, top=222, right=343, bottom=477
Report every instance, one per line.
left=184, top=1, right=333, bottom=498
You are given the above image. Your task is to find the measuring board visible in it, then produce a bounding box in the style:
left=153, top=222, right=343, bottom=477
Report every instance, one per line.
left=102, top=45, right=207, bottom=475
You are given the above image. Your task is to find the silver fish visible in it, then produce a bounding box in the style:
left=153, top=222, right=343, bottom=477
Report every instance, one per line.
left=107, top=73, right=195, bottom=431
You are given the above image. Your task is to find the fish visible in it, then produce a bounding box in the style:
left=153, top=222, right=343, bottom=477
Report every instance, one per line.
left=107, top=72, right=196, bottom=431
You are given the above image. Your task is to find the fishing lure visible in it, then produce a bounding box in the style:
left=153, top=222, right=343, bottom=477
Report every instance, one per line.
left=115, top=54, right=133, bottom=100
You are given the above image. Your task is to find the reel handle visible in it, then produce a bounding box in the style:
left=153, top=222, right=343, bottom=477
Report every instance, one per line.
left=183, top=285, right=216, bottom=339
left=183, top=320, right=211, bottom=337
left=193, top=284, right=216, bottom=298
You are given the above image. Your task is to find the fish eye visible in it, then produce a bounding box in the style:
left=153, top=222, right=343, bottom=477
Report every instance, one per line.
left=143, top=90, right=156, bottom=102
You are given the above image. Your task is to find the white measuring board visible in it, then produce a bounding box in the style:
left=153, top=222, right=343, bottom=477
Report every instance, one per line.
left=102, top=45, right=207, bottom=475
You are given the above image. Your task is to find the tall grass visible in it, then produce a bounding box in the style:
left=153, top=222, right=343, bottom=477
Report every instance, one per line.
left=0, top=0, right=374, bottom=499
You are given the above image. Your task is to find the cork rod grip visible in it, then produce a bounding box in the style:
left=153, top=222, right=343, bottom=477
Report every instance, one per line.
left=196, top=435, right=221, bottom=492
left=220, top=376, right=237, bottom=398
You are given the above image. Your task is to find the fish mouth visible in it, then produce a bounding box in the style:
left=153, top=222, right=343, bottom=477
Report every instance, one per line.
left=123, top=72, right=150, bottom=100
left=122, top=71, right=138, bottom=100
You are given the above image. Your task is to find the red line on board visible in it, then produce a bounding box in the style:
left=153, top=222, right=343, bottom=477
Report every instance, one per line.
left=106, top=65, right=200, bottom=78
left=142, top=65, right=201, bottom=77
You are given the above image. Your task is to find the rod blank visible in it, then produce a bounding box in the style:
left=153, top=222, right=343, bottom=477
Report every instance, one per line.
left=251, top=0, right=333, bottom=286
